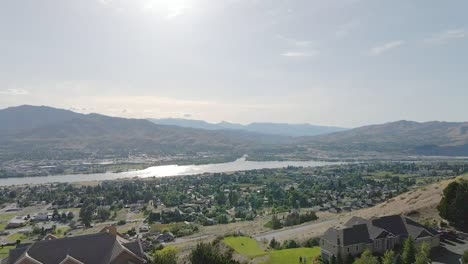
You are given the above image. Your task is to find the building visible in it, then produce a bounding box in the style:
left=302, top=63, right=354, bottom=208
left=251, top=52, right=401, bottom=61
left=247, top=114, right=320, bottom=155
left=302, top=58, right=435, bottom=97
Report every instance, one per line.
left=157, top=232, right=175, bottom=243
left=320, top=215, right=440, bottom=262
left=2, top=226, right=147, bottom=264
left=6, top=217, right=28, bottom=229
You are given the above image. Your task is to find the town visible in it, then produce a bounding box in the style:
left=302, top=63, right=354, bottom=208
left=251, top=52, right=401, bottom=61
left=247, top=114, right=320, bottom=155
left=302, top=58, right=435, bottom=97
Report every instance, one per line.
left=0, top=161, right=466, bottom=263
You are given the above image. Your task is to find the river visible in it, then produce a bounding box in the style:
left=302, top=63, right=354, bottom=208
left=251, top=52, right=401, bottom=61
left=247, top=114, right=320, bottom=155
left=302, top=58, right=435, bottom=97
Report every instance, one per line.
left=0, top=157, right=343, bottom=186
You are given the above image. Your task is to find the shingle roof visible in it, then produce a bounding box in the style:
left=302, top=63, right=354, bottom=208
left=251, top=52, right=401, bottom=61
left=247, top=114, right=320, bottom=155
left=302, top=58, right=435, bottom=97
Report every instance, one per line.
left=321, top=215, right=438, bottom=247
left=4, top=232, right=145, bottom=264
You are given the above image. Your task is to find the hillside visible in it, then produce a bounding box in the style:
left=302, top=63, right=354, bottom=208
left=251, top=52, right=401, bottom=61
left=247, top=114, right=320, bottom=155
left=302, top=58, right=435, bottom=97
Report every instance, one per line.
left=0, top=106, right=290, bottom=161
left=149, top=118, right=347, bottom=137
left=299, top=120, right=468, bottom=156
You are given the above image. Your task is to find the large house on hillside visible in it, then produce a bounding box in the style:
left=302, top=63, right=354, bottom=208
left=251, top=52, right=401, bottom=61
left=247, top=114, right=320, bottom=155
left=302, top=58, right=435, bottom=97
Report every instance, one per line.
left=1, top=226, right=146, bottom=264
left=320, top=215, right=440, bottom=262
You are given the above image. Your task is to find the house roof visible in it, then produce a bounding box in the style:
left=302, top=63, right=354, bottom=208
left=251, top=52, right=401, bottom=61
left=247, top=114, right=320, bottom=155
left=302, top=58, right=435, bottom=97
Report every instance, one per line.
left=4, top=231, right=146, bottom=264
left=321, top=215, right=438, bottom=247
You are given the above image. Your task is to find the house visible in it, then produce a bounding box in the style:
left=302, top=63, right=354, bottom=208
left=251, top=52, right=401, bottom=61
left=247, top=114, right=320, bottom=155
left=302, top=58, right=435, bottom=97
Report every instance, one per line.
left=6, top=217, right=27, bottom=229
left=157, top=232, right=175, bottom=243
left=320, top=215, right=440, bottom=262
left=32, top=213, right=49, bottom=222
left=1, top=226, right=147, bottom=264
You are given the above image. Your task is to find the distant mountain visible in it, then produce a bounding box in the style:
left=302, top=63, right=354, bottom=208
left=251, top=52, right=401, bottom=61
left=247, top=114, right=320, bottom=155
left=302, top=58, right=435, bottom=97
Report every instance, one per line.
left=300, top=120, right=468, bottom=156
left=0, top=106, right=289, bottom=161
left=149, top=118, right=347, bottom=137
left=0, top=105, right=82, bottom=135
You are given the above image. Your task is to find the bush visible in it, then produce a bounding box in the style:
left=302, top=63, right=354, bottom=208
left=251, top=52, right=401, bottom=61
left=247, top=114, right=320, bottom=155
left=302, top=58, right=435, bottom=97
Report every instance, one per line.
left=303, top=237, right=320, bottom=248
left=152, top=246, right=178, bottom=264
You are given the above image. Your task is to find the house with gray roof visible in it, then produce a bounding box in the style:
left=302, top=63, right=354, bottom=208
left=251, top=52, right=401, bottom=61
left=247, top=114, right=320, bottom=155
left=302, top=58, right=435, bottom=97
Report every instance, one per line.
left=320, top=215, right=440, bottom=262
left=1, top=226, right=146, bottom=264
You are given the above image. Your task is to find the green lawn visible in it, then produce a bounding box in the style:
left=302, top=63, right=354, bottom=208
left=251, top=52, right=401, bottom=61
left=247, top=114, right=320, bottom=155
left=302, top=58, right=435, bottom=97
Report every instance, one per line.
left=264, top=247, right=321, bottom=264
left=223, top=236, right=268, bottom=258
left=0, top=246, right=15, bottom=260
left=0, top=214, right=15, bottom=231
left=6, top=233, right=28, bottom=243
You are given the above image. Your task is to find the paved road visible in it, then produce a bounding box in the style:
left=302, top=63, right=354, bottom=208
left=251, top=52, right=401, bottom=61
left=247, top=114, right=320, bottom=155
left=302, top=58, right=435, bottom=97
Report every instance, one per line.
left=432, top=237, right=468, bottom=264
left=254, top=218, right=337, bottom=242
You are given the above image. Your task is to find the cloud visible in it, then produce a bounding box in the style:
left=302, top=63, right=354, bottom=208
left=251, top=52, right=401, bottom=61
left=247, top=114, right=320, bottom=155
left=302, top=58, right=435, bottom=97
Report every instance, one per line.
left=335, top=20, right=360, bottom=38
left=281, top=51, right=318, bottom=58
left=0, top=89, right=29, bottom=95
left=369, top=40, right=404, bottom=55
left=424, top=29, right=468, bottom=44
left=277, top=35, right=313, bottom=47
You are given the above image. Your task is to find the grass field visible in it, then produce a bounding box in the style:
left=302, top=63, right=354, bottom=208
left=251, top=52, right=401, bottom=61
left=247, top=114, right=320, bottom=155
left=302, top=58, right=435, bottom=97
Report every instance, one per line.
left=223, top=236, right=268, bottom=258
left=0, top=214, right=15, bottom=231
left=6, top=233, right=27, bottom=243
left=0, top=245, right=15, bottom=260
left=264, top=247, right=321, bottom=264
left=223, top=236, right=321, bottom=263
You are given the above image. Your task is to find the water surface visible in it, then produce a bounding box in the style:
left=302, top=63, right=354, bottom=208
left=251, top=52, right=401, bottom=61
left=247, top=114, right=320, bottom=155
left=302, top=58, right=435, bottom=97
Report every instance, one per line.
left=0, top=157, right=343, bottom=186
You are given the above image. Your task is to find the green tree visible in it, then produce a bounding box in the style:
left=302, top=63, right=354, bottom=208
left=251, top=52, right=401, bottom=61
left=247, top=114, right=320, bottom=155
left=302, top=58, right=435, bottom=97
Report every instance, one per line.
left=353, top=250, right=378, bottom=264
left=271, top=214, right=283, bottom=230
left=97, top=206, right=111, bottom=221
left=190, top=242, right=240, bottom=264
left=402, top=237, right=416, bottom=264
left=382, top=250, right=396, bottom=264
left=463, top=250, right=468, bottom=264
left=438, top=180, right=468, bottom=227
left=152, top=246, right=178, bottom=264
left=79, top=201, right=95, bottom=227
left=415, top=242, right=431, bottom=264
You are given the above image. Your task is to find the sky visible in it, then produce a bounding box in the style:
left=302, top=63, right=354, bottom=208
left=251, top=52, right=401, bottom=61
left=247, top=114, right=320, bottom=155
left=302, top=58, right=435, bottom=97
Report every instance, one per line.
left=0, top=0, right=467, bottom=128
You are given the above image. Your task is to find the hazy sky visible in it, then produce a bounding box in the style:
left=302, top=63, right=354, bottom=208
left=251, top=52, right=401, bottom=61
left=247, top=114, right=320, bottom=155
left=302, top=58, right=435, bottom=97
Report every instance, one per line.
left=1, top=0, right=467, bottom=127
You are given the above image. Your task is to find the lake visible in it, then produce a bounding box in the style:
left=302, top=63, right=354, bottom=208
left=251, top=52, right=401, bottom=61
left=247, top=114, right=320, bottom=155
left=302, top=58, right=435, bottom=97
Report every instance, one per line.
left=0, top=157, right=343, bottom=186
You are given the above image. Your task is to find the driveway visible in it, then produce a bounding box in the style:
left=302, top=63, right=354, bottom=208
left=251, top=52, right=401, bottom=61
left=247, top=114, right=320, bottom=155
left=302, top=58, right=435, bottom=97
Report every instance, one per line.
left=432, top=237, right=467, bottom=264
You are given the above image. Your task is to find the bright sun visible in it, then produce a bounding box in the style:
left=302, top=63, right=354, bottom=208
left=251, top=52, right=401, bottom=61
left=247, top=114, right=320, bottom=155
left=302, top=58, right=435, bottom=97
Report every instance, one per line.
left=142, top=0, right=193, bottom=19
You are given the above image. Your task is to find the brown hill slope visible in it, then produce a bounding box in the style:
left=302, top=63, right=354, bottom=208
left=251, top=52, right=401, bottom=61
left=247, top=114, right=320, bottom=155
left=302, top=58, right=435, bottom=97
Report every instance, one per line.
left=300, top=120, right=468, bottom=156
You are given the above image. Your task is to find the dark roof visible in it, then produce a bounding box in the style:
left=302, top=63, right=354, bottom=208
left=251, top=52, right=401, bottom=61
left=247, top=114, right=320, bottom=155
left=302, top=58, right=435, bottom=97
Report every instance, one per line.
left=342, top=224, right=372, bottom=246
left=372, top=215, right=409, bottom=237
left=4, top=232, right=145, bottom=264
left=122, top=240, right=145, bottom=259
left=322, top=224, right=372, bottom=246
left=321, top=215, right=438, bottom=247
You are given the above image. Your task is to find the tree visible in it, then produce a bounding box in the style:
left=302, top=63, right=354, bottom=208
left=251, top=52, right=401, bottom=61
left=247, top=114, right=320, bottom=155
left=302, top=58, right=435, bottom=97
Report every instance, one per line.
left=415, top=242, right=431, bottom=264
left=438, top=180, right=468, bottom=227
left=97, top=206, right=111, bottom=221
left=190, top=242, right=240, bottom=264
left=353, top=250, right=378, bottom=264
left=152, top=246, right=178, bottom=264
left=402, top=237, right=416, bottom=264
left=269, top=237, right=280, bottom=249
left=217, top=214, right=229, bottom=224
left=215, top=190, right=227, bottom=206
left=463, top=250, right=468, bottom=264
left=67, top=211, right=75, bottom=220
left=382, top=250, right=396, bottom=264
left=79, top=202, right=95, bottom=227
left=271, top=214, right=283, bottom=230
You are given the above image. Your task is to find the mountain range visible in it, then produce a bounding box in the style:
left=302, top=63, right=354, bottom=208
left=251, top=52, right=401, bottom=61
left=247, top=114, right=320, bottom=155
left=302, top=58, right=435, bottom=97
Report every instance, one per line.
left=149, top=118, right=347, bottom=137
left=1, top=105, right=468, bottom=161
left=0, top=105, right=289, bottom=161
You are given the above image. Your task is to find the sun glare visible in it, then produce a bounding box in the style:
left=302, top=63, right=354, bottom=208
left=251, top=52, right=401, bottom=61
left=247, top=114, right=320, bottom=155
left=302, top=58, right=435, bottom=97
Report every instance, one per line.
left=141, top=0, right=193, bottom=19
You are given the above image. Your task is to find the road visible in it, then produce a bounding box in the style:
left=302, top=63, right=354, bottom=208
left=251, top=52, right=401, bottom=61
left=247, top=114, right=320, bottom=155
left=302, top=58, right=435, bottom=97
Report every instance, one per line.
left=254, top=218, right=338, bottom=242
